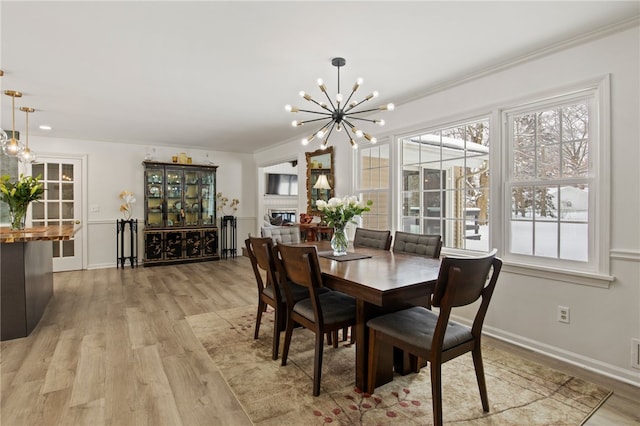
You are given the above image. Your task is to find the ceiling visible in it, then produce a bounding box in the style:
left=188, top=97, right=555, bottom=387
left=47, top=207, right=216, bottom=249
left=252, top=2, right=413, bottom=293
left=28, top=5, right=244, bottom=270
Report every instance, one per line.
left=1, top=1, right=638, bottom=154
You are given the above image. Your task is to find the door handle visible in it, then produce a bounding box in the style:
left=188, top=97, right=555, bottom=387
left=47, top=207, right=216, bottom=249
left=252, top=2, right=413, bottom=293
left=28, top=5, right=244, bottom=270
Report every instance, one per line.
left=75, top=220, right=81, bottom=224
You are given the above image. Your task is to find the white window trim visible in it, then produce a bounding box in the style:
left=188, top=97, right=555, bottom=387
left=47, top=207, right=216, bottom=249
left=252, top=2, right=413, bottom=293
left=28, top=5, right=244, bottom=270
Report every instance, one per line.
left=499, top=75, right=612, bottom=287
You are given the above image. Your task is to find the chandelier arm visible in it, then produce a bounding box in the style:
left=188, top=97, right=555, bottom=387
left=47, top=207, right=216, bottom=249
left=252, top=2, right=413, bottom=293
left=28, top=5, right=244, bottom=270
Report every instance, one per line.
left=344, top=116, right=380, bottom=124
left=297, top=109, right=333, bottom=116
left=341, top=118, right=359, bottom=134
left=321, top=89, right=337, bottom=111
left=342, top=87, right=359, bottom=109
left=344, top=97, right=371, bottom=113
left=298, top=117, right=333, bottom=126
left=345, top=106, right=383, bottom=115
left=306, top=96, right=333, bottom=112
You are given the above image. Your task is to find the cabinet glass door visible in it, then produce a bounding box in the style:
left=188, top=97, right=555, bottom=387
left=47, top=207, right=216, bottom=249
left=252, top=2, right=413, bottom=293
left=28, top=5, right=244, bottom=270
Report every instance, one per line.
left=166, top=168, right=184, bottom=228
left=184, top=170, right=199, bottom=226
left=201, top=170, right=216, bottom=225
left=146, top=167, right=164, bottom=227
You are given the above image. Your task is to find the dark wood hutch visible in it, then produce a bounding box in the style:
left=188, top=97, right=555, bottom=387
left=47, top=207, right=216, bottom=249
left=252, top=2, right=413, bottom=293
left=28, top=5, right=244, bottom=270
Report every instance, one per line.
left=142, top=161, right=219, bottom=265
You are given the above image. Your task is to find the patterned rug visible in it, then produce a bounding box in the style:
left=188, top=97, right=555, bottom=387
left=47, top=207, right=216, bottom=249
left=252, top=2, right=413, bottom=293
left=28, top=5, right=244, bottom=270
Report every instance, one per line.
left=186, top=306, right=611, bottom=425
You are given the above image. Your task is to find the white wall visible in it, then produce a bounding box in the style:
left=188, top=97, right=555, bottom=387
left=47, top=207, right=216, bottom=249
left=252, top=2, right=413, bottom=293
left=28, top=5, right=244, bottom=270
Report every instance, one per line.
left=256, top=25, right=640, bottom=385
left=28, top=137, right=257, bottom=268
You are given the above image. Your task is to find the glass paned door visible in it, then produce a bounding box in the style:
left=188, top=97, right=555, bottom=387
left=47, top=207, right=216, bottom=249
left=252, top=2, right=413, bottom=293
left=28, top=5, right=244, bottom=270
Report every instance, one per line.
left=31, top=157, right=83, bottom=271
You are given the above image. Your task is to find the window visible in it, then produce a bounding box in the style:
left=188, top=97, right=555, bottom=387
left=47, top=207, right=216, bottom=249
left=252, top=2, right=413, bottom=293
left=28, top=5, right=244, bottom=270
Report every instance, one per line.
left=357, top=142, right=390, bottom=230
left=504, top=86, right=603, bottom=273
left=400, top=118, right=491, bottom=251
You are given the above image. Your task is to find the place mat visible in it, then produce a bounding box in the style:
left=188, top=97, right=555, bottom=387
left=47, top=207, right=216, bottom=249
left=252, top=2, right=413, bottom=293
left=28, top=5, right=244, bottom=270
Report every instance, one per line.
left=318, top=251, right=372, bottom=262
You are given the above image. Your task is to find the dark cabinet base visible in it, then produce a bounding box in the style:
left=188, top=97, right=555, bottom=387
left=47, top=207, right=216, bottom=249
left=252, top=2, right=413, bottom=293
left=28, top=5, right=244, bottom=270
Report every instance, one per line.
left=1, top=241, right=53, bottom=341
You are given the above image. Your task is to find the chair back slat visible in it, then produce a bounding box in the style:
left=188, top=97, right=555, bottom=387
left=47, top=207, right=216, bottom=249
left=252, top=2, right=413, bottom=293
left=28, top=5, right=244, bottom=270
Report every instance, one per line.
left=353, top=228, right=392, bottom=250
left=393, top=231, right=442, bottom=258
left=245, top=237, right=276, bottom=290
left=432, top=249, right=499, bottom=308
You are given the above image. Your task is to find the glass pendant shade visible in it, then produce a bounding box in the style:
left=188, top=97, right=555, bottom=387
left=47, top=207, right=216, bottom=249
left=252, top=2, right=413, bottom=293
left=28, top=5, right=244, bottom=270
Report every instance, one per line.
left=18, top=107, right=36, bottom=163
left=2, top=137, right=24, bottom=156
left=19, top=147, right=36, bottom=164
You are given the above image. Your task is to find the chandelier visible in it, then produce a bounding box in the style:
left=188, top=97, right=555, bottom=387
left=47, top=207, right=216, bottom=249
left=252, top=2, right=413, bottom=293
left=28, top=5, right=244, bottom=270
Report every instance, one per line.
left=285, top=57, right=393, bottom=150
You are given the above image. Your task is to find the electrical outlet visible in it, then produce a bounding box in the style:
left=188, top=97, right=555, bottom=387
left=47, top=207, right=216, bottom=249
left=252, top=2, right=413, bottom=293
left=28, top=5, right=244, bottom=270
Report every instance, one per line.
left=632, top=338, right=640, bottom=370
left=557, top=306, right=570, bottom=323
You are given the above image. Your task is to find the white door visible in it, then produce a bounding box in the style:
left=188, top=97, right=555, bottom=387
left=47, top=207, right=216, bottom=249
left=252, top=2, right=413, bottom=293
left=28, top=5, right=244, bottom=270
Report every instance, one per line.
left=29, top=157, right=84, bottom=271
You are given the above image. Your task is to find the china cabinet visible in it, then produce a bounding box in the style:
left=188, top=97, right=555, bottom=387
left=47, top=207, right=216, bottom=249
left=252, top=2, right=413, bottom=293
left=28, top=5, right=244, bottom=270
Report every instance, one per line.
left=142, top=161, right=219, bottom=265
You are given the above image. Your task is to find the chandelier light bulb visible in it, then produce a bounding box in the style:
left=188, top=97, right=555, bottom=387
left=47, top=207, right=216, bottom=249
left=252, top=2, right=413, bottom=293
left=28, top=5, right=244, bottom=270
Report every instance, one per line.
left=352, top=78, right=363, bottom=91
left=355, top=129, right=364, bottom=138
left=336, top=123, right=342, bottom=132
left=377, top=119, right=385, bottom=126
left=300, top=91, right=312, bottom=101
left=335, top=93, right=343, bottom=103
left=301, top=137, right=310, bottom=146
left=317, top=78, right=327, bottom=93
left=285, top=104, right=299, bottom=112
left=291, top=120, right=301, bottom=127
left=349, top=138, right=358, bottom=149
left=317, top=130, right=325, bottom=138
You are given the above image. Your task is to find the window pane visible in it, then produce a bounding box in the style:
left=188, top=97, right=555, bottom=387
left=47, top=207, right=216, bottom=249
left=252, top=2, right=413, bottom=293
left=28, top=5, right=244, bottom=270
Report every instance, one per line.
left=562, top=141, right=588, bottom=177
left=47, top=202, right=59, bottom=219
left=62, top=202, right=74, bottom=219
left=534, top=221, right=558, bottom=258
left=32, top=202, right=44, bottom=220
left=535, top=185, right=558, bottom=220
left=562, top=103, right=588, bottom=142
left=47, top=183, right=60, bottom=200
left=62, top=183, right=74, bottom=200
left=537, top=109, right=560, bottom=145
left=47, top=163, right=59, bottom=180
left=537, top=143, right=561, bottom=179
left=560, top=223, right=588, bottom=261
left=512, top=186, right=533, bottom=219
left=62, top=240, right=75, bottom=257
left=61, top=164, right=74, bottom=181
left=511, top=220, right=533, bottom=255
left=32, top=163, right=44, bottom=177
left=559, top=185, right=588, bottom=221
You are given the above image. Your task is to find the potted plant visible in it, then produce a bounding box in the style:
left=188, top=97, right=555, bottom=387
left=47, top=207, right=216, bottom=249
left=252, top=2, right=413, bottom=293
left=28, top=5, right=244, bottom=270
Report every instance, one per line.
left=0, top=174, right=45, bottom=230
left=316, top=196, right=372, bottom=256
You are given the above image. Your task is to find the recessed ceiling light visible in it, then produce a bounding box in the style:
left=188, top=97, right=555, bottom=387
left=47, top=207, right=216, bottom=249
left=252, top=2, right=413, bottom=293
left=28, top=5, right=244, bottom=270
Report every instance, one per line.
left=39, top=125, right=52, bottom=130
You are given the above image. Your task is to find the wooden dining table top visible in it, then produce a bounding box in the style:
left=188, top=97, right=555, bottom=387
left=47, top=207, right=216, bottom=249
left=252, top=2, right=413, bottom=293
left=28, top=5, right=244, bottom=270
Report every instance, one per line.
left=307, top=241, right=441, bottom=304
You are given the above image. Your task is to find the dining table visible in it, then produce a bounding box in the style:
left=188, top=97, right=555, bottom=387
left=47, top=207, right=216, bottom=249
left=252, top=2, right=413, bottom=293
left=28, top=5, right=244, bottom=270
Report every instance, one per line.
left=301, top=241, right=441, bottom=391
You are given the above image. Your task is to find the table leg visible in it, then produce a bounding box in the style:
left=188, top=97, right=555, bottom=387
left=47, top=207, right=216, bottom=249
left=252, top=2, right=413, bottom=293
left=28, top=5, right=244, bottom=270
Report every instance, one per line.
left=355, top=300, right=394, bottom=391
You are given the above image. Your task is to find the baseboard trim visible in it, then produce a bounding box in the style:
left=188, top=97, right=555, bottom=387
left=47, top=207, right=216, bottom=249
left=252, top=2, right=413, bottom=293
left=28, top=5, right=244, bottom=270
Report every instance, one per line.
left=481, top=324, right=640, bottom=388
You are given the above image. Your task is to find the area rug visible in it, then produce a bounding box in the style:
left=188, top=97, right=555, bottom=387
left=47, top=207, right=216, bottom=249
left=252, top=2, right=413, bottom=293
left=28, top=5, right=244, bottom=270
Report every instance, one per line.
left=186, top=306, right=611, bottom=425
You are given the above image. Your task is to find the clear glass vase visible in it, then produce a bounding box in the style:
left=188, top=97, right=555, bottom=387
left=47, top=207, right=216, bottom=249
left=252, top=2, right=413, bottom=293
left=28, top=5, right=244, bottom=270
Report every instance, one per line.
left=9, top=203, right=29, bottom=230
left=331, top=224, right=348, bottom=256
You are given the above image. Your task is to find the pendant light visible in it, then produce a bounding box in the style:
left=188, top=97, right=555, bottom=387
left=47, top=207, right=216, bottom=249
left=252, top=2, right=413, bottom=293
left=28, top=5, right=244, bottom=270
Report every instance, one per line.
left=18, top=107, right=36, bottom=164
left=2, top=90, right=25, bottom=156
left=0, top=70, right=7, bottom=146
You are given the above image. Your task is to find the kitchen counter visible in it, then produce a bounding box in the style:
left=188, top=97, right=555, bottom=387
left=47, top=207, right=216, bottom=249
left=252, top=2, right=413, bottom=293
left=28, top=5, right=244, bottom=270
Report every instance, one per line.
left=1, top=224, right=81, bottom=340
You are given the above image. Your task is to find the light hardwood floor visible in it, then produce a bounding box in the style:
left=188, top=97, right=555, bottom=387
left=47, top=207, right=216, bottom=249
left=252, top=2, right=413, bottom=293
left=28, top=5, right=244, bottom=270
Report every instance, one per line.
left=1, top=257, right=638, bottom=425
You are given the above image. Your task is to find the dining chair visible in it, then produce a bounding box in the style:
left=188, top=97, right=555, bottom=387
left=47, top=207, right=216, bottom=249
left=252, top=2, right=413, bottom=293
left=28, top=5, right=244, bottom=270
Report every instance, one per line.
left=353, top=227, right=392, bottom=250
left=365, top=250, right=502, bottom=426
left=272, top=243, right=357, bottom=396
left=392, top=231, right=442, bottom=258
left=245, top=237, right=323, bottom=360
left=261, top=225, right=301, bottom=244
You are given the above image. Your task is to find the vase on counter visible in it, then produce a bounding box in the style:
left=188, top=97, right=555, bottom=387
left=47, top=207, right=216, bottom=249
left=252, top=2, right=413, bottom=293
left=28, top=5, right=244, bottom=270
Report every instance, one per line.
left=8, top=202, right=29, bottom=230
left=330, top=223, right=348, bottom=256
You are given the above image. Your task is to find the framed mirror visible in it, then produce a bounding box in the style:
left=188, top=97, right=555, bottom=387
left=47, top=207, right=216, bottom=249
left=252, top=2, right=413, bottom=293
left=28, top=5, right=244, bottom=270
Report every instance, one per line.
left=306, top=147, right=334, bottom=215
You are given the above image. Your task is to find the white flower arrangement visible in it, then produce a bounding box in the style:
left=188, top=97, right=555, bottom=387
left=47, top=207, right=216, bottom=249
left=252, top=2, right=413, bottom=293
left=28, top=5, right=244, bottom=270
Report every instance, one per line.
left=315, top=196, right=372, bottom=228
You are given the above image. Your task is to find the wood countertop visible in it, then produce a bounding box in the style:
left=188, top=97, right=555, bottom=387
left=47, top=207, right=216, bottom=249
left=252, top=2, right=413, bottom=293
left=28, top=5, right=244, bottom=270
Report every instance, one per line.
left=0, top=224, right=81, bottom=243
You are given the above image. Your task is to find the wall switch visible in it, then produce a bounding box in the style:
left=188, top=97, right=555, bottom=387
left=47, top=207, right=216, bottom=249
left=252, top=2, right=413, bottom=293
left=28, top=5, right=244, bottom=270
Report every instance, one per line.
left=90, top=204, right=100, bottom=213
left=557, top=306, right=570, bottom=323
left=632, top=338, right=640, bottom=370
